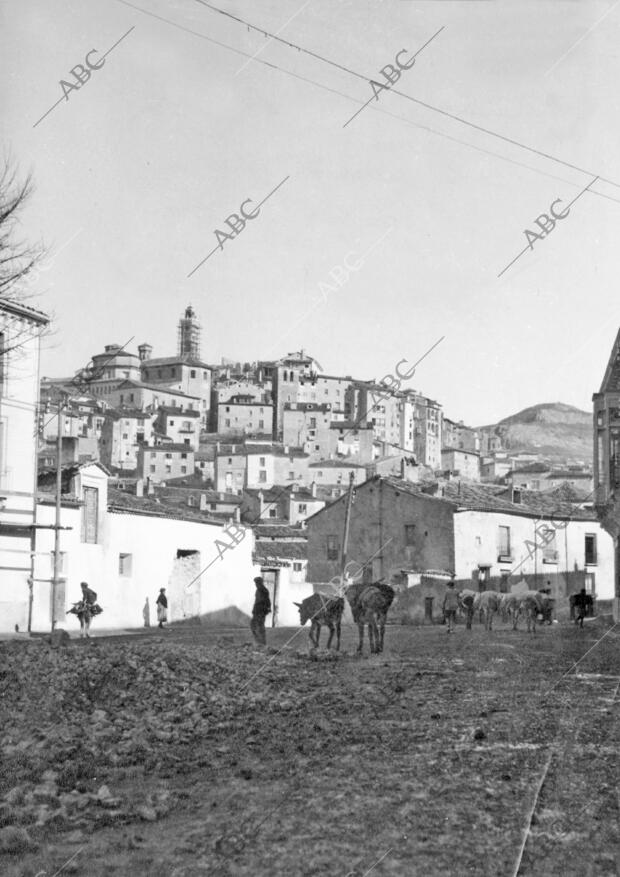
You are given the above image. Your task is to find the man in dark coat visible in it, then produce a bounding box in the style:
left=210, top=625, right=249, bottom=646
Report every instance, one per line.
left=573, top=588, right=592, bottom=628
left=251, top=576, right=271, bottom=646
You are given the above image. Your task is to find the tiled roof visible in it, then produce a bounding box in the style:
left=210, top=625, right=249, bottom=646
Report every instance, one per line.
left=546, top=470, right=592, bottom=480
left=107, top=488, right=222, bottom=525
left=329, top=421, right=372, bottom=430
left=253, top=541, right=307, bottom=561
left=142, top=443, right=195, bottom=453
left=116, top=379, right=200, bottom=399
left=244, top=486, right=293, bottom=501
left=158, top=407, right=201, bottom=417
left=511, top=463, right=550, bottom=474
left=309, top=459, right=366, bottom=468
left=380, top=477, right=596, bottom=520
left=141, top=355, right=211, bottom=369
left=254, top=524, right=307, bottom=539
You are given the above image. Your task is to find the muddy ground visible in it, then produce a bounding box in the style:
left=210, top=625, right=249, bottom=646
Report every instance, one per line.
left=1, top=617, right=619, bottom=877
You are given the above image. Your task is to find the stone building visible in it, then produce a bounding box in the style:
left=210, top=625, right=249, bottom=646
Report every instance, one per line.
left=593, top=328, right=620, bottom=619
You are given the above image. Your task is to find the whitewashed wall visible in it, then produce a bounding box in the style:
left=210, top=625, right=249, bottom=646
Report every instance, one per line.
left=453, top=510, right=614, bottom=599
left=30, top=477, right=256, bottom=634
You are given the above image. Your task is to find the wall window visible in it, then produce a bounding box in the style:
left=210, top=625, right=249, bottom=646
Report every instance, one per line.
left=259, top=470, right=267, bottom=482
left=165, top=464, right=172, bottom=474
left=119, top=553, right=133, bottom=576
left=298, top=503, right=307, bottom=514
left=542, top=528, right=558, bottom=563
left=259, top=420, right=264, bottom=430
left=268, top=508, right=277, bottom=518
left=165, top=453, right=172, bottom=459
left=259, top=457, right=266, bottom=466
left=170, top=420, right=175, bottom=426
left=327, top=535, right=339, bottom=560
left=225, top=419, right=231, bottom=428
left=181, top=465, right=187, bottom=474
left=585, top=533, right=597, bottom=565
left=288, top=471, right=295, bottom=480
left=190, top=369, right=196, bottom=378
left=404, top=524, right=416, bottom=546
left=150, top=465, right=156, bottom=473
left=122, top=433, right=129, bottom=440
left=81, top=486, right=99, bottom=543
left=181, top=452, right=187, bottom=459
left=498, top=525, right=511, bottom=558
left=293, top=561, right=303, bottom=572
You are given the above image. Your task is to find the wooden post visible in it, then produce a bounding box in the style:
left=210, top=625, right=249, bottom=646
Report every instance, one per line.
left=339, top=471, right=356, bottom=594
left=51, top=400, right=64, bottom=631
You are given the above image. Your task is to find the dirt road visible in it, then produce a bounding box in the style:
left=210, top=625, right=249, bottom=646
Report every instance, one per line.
left=1, top=619, right=618, bottom=876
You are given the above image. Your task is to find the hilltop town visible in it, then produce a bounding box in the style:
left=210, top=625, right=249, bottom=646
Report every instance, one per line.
left=1, top=300, right=609, bottom=636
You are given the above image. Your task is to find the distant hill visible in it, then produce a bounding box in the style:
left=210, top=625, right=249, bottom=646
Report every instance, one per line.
left=478, top=402, right=592, bottom=462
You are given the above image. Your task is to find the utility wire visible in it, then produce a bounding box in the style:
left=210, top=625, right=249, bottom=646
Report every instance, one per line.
left=195, top=0, right=620, bottom=191
left=118, top=0, right=620, bottom=205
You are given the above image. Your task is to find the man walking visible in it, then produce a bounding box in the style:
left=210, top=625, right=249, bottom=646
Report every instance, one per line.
left=573, top=588, right=592, bottom=629
left=156, top=588, right=168, bottom=629
left=443, top=579, right=459, bottom=634
left=251, top=576, right=271, bottom=646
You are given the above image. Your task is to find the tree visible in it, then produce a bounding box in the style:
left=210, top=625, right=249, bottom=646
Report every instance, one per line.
left=0, top=159, right=47, bottom=357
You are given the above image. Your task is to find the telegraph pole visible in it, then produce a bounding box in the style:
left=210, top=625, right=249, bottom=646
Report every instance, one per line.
left=51, top=396, right=66, bottom=630
left=339, top=471, right=356, bottom=594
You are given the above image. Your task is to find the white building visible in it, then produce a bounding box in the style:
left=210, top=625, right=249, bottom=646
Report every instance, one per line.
left=0, top=300, right=49, bottom=632
left=32, top=462, right=256, bottom=632
left=453, top=508, right=612, bottom=600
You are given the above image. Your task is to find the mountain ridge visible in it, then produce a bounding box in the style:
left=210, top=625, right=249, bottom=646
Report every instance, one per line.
left=477, top=402, right=592, bottom=462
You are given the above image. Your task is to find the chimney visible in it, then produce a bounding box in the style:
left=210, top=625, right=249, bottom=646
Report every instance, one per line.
left=311, top=481, right=316, bottom=498
left=136, top=479, right=144, bottom=498
left=199, top=493, right=208, bottom=511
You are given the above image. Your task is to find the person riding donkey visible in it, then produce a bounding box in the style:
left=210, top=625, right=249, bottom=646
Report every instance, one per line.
left=67, top=581, right=103, bottom=638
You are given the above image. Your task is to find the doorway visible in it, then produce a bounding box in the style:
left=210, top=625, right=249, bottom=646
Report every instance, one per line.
left=261, top=569, right=279, bottom=627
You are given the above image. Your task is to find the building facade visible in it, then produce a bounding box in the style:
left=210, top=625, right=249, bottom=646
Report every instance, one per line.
left=0, top=300, right=49, bottom=631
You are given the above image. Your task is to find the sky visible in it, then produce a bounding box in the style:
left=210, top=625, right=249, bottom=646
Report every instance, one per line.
left=2, top=0, right=620, bottom=426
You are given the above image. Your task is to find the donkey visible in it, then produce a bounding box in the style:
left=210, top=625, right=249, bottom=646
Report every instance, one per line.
left=474, top=591, right=502, bottom=631
left=345, top=582, right=395, bottom=655
left=294, top=594, right=345, bottom=650
left=513, top=591, right=544, bottom=634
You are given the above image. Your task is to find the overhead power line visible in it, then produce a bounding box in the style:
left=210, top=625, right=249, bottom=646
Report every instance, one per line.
left=117, top=0, right=620, bottom=204
left=195, top=0, right=620, bottom=192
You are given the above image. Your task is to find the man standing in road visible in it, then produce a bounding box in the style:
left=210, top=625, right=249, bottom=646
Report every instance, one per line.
left=442, top=578, right=459, bottom=634
left=251, top=576, right=271, bottom=646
